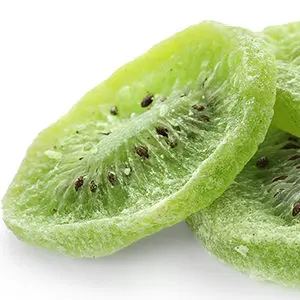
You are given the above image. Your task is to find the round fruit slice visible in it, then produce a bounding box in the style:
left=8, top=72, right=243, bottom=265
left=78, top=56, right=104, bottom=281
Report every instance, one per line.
left=262, top=22, right=300, bottom=136
left=187, top=129, right=300, bottom=286
left=3, top=21, right=276, bottom=257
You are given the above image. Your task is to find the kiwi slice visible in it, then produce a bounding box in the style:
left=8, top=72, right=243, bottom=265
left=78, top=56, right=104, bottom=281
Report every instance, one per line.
left=187, top=129, right=300, bottom=286
left=262, top=22, right=300, bottom=136
left=2, top=21, right=276, bottom=257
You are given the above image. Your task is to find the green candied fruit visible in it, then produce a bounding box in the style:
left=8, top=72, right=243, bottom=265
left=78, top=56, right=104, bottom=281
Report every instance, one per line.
left=187, top=129, right=300, bottom=287
left=3, top=21, right=276, bottom=257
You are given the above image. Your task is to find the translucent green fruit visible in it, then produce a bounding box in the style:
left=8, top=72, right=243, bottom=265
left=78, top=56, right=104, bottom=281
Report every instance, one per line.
left=3, top=21, right=276, bottom=257
left=263, top=22, right=300, bottom=136
left=187, top=129, right=300, bottom=286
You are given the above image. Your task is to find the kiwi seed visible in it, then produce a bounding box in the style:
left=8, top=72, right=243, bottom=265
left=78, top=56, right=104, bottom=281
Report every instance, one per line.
left=272, top=175, right=288, bottom=183
left=74, top=176, right=84, bottom=191
left=288, top=154, right=300, bottom=161
left=107, top=172, right=116, bottom=185
left=89, top=181, right=97, bottom=192
left=167, top=139, right=178, bottom=148
left=156, top=126, right=169, bottom=138
left=135, top=146, right=149, bottom=159
left=281, top=143, right=300, bottom=150
left=256, top=156, right=269, bottom=169
left=141, top=93, right=153, bottom=107
left=288, top=136, right=298, bottom=142
left=198, top=115, right=210, bottom=122
left=292, top=203, right=300, bottom=217
left=110, top=106, right=118, bottom=115
left=192, top=105, right=205, bottom=111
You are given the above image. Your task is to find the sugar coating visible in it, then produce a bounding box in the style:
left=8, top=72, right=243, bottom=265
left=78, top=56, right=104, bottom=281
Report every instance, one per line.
left=234, top=245, right=249, bottom=257
left=45, top=150, right=62, bottom=160
left=123, top=168, right=131, bottom=176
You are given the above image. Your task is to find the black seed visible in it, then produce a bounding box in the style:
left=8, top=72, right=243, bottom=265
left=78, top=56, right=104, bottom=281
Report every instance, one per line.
left=90, top=180, right=97, bottom=192
left=256, top=156, right=269, bottom=169
left=170, top=141, right=177, bottom=148
left=288, top=136, right=298, bottom=142
left=141, top=93, right=154, bottom=107
left=110, top=106, right=118, bottom=115
left=167, top=139, right=178, bottom=148
left=79, top=157, right=84, bottom=161
left=289, top=154, right=300, bottom=161
left=135, top=146, right=149, bottom=159
left=297, top=166, right=300, bottom=169
left=192, top=105, right=205, bottom=111
left=156, top=126, right=169, bottom=138
left=76, top=130, right=80, bottom=134
left=198, top=115, right=210, bottom=122
left=100, top=132, right=111, bottom=136
left=74, top=176, right=84, bottom=191
left=108, top=172, right=116, bottom=185
left=281, top=143, right=300, bottom=150
left=292, top=203, right=300, bottom=217
left=53, top=208, right=57, bottom=213
left=272, top=175, right=288, bottom=183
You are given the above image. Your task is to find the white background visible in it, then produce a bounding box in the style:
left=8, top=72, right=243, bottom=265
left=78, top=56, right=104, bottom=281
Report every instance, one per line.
left=1, top=1, right=300, bottom=299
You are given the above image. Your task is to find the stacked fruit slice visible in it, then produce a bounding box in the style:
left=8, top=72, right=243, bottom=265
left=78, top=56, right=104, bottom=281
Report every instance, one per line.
left=2, top=20, right=300, bottom=287
left=187, top=22, right=300, bottom=287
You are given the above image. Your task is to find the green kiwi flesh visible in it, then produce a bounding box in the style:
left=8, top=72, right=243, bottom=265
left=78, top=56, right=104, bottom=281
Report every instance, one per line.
left=263, top=22, right=300, bottom=137
left=2, top=21, right=276, bottom=257
left=187, top=129, right=300, bottom=286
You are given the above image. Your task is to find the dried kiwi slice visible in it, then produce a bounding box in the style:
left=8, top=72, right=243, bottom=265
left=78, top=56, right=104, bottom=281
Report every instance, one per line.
left=187, top=129, right=300, bottom=286
left=262, top=22, right=300, bottom=136
left=3, top=21, right=276, bottom=257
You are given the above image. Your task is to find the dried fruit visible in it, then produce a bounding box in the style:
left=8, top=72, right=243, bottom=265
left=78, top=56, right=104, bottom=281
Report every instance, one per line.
left=187, top=129, right=300, bottom=287
left=2, top=21, right=275, bottom=257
